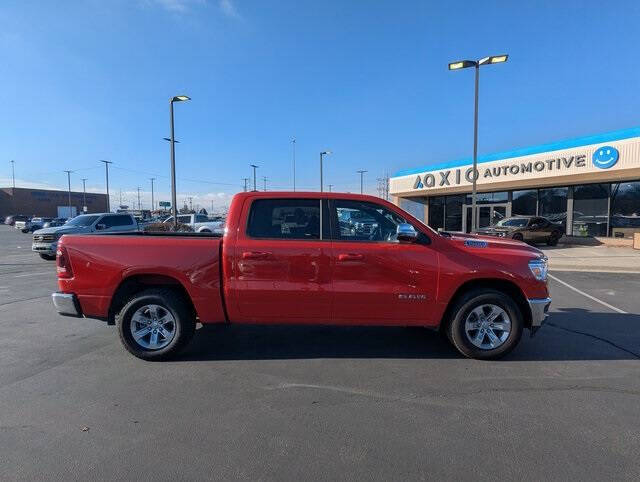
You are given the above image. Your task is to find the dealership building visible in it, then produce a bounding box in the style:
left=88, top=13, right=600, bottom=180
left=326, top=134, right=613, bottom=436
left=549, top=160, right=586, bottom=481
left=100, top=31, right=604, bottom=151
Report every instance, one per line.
left=390, top=127, right=640, bottom=238
left=0, top=187, right=109, bottom=219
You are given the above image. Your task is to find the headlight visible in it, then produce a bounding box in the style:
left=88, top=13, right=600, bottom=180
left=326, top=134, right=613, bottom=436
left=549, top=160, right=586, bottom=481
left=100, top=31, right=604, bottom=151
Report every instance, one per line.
left=528, top=258, right=548, bottom=281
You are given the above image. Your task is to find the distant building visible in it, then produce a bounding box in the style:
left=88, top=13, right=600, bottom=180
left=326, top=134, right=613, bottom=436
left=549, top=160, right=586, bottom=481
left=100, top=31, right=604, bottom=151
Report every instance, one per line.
left=0, top=187, right=109, bottom=218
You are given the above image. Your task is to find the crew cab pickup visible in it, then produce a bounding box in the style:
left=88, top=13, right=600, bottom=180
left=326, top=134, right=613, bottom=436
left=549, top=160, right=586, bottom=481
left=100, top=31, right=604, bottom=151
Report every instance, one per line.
left=52, top=192, right=551, bottom=360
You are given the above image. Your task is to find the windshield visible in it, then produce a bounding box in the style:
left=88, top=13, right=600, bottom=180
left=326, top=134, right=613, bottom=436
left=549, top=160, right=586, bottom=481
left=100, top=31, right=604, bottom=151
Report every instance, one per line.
left=496, top=218, right=529, bottom=227
left=65, top=215, right=100, bottom=226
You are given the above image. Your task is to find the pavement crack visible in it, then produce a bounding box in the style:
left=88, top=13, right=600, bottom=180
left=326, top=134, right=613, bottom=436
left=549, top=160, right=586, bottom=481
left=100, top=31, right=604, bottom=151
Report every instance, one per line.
left=547, top=322, right=640, bottom=359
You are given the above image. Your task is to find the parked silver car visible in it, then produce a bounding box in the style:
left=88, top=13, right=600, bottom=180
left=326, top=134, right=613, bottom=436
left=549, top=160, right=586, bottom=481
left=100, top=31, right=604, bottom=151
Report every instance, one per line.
left=32, top=213, right=138, bottom=260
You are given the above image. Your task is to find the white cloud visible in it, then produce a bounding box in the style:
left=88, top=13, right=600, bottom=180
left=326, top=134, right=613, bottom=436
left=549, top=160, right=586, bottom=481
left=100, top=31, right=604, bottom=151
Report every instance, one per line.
left=219, top=0, right=241, bottom=19
left=144, top=0, right=206, bottom=13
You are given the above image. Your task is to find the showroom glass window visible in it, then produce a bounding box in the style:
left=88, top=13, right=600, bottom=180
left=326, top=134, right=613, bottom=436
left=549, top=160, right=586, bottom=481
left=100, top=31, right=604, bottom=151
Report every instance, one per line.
left=512, top=189, right=537, bottom=216
left=445, top=195, right=465, bottom=231
left=572, top=184, right=609, bottom=237
left=538, top=187, right=568, bottom=228
left=609, top=181, right=640, bottom=237
left=428, top=196, right=444, bottom=231
left=398, top=197, right=426, bottom=223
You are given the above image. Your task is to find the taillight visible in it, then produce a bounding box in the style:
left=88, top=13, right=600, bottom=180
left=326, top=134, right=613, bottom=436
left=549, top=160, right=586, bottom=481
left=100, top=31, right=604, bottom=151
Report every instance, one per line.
left=56, top=241, right=73, bottom=278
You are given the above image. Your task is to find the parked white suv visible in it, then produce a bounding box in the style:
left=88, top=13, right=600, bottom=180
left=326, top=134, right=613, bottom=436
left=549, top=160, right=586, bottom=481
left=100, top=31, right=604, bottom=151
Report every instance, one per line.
left=32, top=213, right=138, bottom=260
left=163, top=214, right=225, bottom=233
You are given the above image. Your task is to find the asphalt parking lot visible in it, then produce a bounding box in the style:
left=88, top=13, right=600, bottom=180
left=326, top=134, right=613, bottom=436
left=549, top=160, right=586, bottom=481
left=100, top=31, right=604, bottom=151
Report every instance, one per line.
left=0, top=225, right=639, bottom=481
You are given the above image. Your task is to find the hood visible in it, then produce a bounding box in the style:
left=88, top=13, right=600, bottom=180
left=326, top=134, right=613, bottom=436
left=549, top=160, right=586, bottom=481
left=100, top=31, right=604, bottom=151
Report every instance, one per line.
left=446, top=232, right=543, bottom=258
left=33, top=225, right=90, bottom=236
left=476, top=226, right=517, bottom=234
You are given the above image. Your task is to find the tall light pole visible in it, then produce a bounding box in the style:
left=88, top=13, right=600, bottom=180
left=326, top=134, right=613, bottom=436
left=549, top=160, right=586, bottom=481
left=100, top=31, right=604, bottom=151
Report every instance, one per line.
left=291, top=137, right=296, bottom=191
left=137, top=187, right=141, bottom=210
left=242, top=177, right=249, bottom=192
left=357, top=170, right=367, bottom=194
left=64, top=170, right=73, bottom=217
left=10, top=160, right=15, bottom=189
left=99, top=160, right=112, bottom=212
left=262, top=176, right=268, bottom=191
left=169, top=95, right=191, bottom=227
left=150, top=178, right=155, bottom=211
left=320, top=151, right=331, bottom=192
left=449, top=54, right=508, bottom=232
left=328, top=184, right=333, bottom=192
left=81, top=178, right=87, bottom=212
left=250, top=164, right=259, bottom=191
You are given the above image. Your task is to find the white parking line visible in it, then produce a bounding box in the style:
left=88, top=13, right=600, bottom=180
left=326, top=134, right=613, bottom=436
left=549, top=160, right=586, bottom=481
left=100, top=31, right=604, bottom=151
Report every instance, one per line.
left=548, top=273, right=627, bottom=314
left=13, top=271, right=53, bottom=278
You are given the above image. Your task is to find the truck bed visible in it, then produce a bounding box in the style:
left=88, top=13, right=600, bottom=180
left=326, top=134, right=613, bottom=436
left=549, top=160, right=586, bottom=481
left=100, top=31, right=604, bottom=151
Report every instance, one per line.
left=58, top=233, right=226, bottom=323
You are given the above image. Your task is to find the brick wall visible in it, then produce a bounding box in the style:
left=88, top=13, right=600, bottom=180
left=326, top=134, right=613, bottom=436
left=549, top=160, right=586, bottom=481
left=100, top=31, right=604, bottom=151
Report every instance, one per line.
left=0, top=187, right=109, bottom=218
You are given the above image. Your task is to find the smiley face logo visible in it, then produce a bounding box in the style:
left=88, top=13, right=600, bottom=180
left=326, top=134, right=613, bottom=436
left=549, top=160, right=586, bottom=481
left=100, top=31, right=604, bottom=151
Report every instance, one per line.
left=592, top=146, right=619, bottom=169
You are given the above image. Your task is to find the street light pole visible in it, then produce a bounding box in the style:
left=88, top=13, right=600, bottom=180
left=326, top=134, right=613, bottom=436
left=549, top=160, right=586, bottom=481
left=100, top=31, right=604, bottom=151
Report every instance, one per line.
left=250, top=164, right=259, bottom=191
left=242, top=177, right=249, bottom=192
left=357, top=170, right=367, bottom=194
left=291, top=137, right=296, bottom=191
left=64, top=170, right=73, bottom=216
left=99, top=160, right=112, bottom=212
left=448, top=54, right=508, bottom=232
left=169, top=95, right=191, bottom=227
left=81, top=178, right=87, bottom=212
left=328, top=184, right=333, bottom=192
left=150, top=178, right=155, bottom=211
left=137, top=186, right=141, bottom=210
left=320, top=151, right=331, bottom=192
left=10, top=160, right=15, bottom=189
left=263, top=176, right=268, bottom=192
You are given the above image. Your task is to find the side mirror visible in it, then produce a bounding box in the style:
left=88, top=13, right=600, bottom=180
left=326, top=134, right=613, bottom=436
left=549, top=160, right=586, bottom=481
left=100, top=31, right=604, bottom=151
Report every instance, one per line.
left=95, top=223, right=106, bottom=231
left=397, top=223, right=418, bottom=243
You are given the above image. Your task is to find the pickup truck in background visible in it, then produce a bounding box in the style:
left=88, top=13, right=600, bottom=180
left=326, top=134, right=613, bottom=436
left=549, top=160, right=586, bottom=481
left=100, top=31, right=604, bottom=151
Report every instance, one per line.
left=163, top=213, right=225, bottom=234
left=52, top=192, right=551, bottom=361
left=33, top=213, right=138, bottom=260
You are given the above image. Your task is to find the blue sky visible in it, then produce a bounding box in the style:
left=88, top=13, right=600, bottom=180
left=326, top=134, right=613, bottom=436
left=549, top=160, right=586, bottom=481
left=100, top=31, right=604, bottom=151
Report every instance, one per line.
left=1, top=0, right=639, bottom=210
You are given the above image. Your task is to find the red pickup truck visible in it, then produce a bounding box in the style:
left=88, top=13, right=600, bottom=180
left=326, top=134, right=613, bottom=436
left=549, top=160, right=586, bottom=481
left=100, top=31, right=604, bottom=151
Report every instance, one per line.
left=52, top=192, right=550, bottom=360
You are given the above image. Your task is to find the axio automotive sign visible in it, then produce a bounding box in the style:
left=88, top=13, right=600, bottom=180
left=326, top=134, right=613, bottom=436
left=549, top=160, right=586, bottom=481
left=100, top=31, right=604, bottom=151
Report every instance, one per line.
left=411, top=146, right=619, bottom=190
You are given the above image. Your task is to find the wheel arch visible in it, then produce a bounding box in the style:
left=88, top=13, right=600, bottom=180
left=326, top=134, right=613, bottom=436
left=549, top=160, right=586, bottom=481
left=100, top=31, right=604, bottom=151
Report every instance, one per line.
left=439, top=278, right=532, bottom=332
left=108, top=274, right=197, bottom=326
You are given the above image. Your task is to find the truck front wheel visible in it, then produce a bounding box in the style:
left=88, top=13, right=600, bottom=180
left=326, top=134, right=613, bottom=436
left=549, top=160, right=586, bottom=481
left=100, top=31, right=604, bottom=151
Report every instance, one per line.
left=446, top=289, right=523, bottom=360
left=117, top=288, right=195, bottom=361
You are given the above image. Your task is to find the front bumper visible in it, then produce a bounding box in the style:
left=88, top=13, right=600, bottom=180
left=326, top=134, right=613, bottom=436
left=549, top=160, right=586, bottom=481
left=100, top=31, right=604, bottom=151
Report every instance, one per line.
left=528, top=297, right=551, bottom=335
left=32, top=242, right=57, bottom=255
left=52, top=292, right=82, bottom=317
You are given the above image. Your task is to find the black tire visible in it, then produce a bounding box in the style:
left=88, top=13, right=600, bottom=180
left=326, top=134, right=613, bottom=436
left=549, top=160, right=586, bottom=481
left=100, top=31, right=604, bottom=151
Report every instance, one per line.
left=445, top=289, right=523, bottom=360
left=547, top=233, right=559, bottom=246
left=40, top=254, right=56, bottom=261
left=116, top=288, right=195, bottom=361
left=512, top=233, right=524, bottom=242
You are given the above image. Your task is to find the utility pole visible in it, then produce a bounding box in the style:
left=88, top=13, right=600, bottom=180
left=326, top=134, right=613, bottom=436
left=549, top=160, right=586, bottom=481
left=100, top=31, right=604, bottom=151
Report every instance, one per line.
left=188, top=197, right=193, bottom=212
left=328, top=184, right=333, bottom=192
left=211, top=200, right=214, bottom=213
left=63, top=170, right=73, bottom=217
left=149, top=178, right=155, bottom=211
left=99, top=160, right=113, bottom=212
left=119, top=188, right=123, bottom=207
left=291, top=137, right=296, bottom=191
left=242, top=177, right=249, bottom=192
left=10, top=160, right=15, bottom=189
left=357, top=170, right=367, bottom=194
left=81, top=178, right=87, bottom=212
left=263, top=176, right=268, bottom=192
left=137, top=187, right=141, bottom=210
left=250, top=164, right=259, bottom=191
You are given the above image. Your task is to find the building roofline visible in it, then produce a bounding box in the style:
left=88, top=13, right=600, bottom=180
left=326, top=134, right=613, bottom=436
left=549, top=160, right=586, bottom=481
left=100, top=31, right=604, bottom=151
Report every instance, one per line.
left=393, top=126, right=640, bottom=178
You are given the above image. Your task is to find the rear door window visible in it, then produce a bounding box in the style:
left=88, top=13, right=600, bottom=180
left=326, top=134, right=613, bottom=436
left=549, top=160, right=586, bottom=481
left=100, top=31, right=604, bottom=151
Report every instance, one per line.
left=246, top=199, right=329, bottom=240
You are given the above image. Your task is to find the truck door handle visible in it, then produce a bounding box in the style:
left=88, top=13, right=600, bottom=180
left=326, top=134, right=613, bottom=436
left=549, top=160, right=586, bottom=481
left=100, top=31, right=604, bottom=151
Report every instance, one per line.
left=338, top=253, right=364, bottom=261
left=242, top=251, right=272, bottom=260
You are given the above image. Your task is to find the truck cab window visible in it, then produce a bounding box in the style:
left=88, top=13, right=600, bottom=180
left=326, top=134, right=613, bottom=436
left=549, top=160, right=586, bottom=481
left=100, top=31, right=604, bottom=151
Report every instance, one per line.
left=335, top=200, right=410, bottom=242
left=247, top=199, right=329, bottom=240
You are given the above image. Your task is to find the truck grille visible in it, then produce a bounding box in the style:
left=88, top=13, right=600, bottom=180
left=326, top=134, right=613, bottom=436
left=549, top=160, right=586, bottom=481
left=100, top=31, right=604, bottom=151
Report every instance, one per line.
left=33, top=234, right=56, bottom=242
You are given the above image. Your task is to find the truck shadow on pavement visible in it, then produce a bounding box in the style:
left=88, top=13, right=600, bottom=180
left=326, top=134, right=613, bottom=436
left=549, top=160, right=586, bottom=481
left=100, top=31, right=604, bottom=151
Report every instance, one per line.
left=179, top=308, right=640, bottom=362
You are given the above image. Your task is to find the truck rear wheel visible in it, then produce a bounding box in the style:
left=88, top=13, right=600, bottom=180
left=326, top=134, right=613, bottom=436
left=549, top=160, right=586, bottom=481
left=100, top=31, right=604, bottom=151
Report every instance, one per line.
left=116, top=288, right=195, bottom=361
left=446, top=289, right=523, bottom=360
